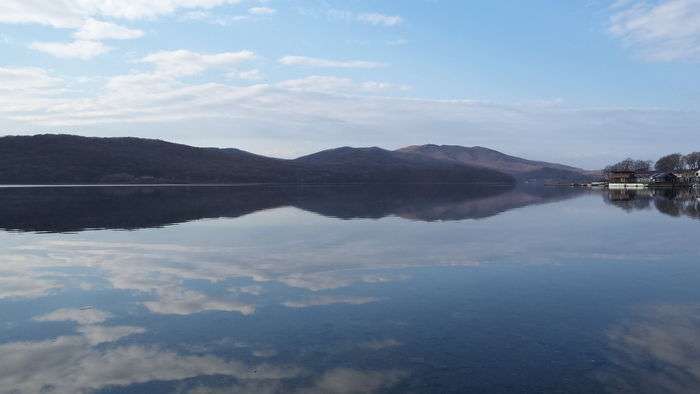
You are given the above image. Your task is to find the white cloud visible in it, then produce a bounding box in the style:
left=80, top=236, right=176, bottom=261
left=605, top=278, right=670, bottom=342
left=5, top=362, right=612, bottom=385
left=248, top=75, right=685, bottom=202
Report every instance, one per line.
left=278, top=55, right=387, bottom=69
left=141, top=49, right=256, bottom=76
left=248, top=6, right=276, bottom=15
left=30, top=40, right=110, bottom=59
left=0, top=0, right=243, bottom=28
left=0, top=67, right=63, bottom=92
left=324, top=9, right=404, bottom=27
left=357, top=13, right=403, bottom=27
left=610, top=0, right=700, bottom=61
left=34, top=308, right=112, bottom=325
left=277, top=76, right=409, bottom=94
left=179, top=10, right=249, bottom=25
left=386, top=38, right=409, bottom=46
left=231, top=69, right=265, bottom=81
left=74, top=18, right=144, bottom=40
left=1, top=67, right=699, bottom=168
left=0, top=51, right=699, bottom=167
left=180, top=10, right=212, bottom=20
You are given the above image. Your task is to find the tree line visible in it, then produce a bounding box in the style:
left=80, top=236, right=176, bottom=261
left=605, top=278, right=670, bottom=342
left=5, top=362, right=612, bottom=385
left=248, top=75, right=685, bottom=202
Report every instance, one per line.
left=605, top=152, right=700, bottom=173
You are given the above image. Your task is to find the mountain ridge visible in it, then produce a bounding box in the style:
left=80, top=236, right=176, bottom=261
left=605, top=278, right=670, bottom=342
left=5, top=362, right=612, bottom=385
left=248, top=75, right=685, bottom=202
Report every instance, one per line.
left=396, top=144, right=596, bottom=182
left=0, top=134, right=515, bottom=185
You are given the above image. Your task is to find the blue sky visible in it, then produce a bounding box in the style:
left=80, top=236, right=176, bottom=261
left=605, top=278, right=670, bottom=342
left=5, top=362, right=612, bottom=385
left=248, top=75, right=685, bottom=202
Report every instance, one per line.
left=0, top=0, right=699, bottom=168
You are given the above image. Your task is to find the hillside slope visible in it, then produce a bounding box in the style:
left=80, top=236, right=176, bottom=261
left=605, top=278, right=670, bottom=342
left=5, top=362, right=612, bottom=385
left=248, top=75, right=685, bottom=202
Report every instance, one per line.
left=294, top=146, right=514, bottom=184
left=0, top=134, right=296, bottom=184
left=397, top=144, right=595, bottom=182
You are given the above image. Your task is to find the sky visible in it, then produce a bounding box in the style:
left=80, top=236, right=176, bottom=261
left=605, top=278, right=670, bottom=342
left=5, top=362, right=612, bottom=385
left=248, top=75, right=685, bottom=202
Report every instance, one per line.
left=0, top=0, right=699, bottom=168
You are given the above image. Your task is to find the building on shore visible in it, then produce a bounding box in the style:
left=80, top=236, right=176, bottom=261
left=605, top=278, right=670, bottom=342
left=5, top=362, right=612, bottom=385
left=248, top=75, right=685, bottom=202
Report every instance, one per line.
left=651, top=172, right=680, bottom=186
left=607, top=170, right=647, bottom=189
left=605, top=170, right=697, bottom=189
left=673, top=170, right=700, bottom=184
left=607, top=171, right=636, bottom=183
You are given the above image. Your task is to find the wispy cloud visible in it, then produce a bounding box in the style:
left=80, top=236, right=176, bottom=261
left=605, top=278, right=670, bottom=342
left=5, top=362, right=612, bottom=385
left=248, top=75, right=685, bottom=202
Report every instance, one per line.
left=357, top=13, right=403, bottom=27
left=231, top=68, right=265, bottom=81
left=248, top=6, right=276, bottom=15
left=0, top=0, right=244, bottom=28
left=141, top=49, right=256, bottom=77
left=73, top=19, right=144, bottom=41
left=29, top=40, right=111, bottom=60
left=1, top=55, right=698, bottom=168
left=609, top=0, right=700, bottom=61
left=277, top=76, right=409, bottom=94
left=278, top=55, right=387, bottom=68
left=325, top=9, right=404, bottom=27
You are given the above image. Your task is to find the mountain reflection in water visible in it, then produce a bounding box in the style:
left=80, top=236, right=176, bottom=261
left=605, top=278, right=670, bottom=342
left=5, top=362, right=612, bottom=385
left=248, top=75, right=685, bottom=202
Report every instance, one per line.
left=0, top=184, right=585, bottom=232
left=1, top=185, right=699, bottom=393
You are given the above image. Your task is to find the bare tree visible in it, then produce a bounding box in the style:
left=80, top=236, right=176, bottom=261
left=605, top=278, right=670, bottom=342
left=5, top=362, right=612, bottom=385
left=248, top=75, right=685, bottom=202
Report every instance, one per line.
left=685, top=152, right=700, bottom=170
left=655, top=153, right=685, bottom=172
left=604, top=158, right=652, bottom=173
left=635, top=159, right=652, bottom=172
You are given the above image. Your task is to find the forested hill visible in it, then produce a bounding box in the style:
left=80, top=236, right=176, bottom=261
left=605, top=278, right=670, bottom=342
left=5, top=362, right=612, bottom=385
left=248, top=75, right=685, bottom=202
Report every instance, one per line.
left=0, top=135, right=515, bottom=185
left=397, top=144, right=596, bottom=182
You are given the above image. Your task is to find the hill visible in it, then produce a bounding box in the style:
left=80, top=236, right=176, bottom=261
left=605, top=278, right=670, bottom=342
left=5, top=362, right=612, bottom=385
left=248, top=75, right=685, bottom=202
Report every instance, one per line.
left=0, top=134, right=296, bottom=184
left=294, top=146, right=514, bottom=184
left=397, top=144, right=596, bottom=182
left=0, top=135, right=514, bottom=185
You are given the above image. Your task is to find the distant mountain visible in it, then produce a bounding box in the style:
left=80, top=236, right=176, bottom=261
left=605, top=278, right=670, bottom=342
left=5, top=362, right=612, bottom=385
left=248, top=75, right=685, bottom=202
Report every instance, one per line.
left=0, top=135, right=514, bottom=185
left=397, top=144, right=596, bottom=182
left=294, top=146, right=514, bottom=184
left=0, top=134, right=295, bottom=184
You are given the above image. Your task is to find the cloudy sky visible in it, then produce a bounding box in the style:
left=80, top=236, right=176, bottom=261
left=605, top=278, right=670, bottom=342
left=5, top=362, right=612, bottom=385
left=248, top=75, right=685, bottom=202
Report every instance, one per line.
left=0, top=0, right=699, bottom=168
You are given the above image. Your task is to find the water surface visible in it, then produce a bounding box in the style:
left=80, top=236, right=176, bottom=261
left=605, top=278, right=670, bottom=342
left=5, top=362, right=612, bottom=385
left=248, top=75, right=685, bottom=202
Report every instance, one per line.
left=0, top=185, right=699, bottom=393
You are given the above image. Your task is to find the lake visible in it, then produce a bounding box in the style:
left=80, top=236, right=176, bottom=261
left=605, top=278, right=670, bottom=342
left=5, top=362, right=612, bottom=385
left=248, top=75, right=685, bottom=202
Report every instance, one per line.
left=0, top=185, right=699, bottom=393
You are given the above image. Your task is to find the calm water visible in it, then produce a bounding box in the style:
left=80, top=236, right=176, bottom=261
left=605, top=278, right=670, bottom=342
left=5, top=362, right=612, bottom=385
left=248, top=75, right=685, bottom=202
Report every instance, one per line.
left=0, top=185, right=699, bottom=393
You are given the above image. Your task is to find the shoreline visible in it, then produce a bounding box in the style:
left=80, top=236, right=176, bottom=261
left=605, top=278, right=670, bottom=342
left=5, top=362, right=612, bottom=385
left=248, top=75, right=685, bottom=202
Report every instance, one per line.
left=0, top=182, right=517, bottom=189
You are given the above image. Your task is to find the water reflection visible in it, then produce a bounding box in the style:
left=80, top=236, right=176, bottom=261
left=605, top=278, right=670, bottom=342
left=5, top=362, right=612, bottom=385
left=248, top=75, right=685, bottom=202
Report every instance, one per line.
left=0, top=186, right=699, bottom=392
left=603, top=188, right=700, bottom=219
left=601, top=305, right=700, bottom=393
left=0, top=184, right=585, bottom=232
left=0, top=329, right=303, bottom=394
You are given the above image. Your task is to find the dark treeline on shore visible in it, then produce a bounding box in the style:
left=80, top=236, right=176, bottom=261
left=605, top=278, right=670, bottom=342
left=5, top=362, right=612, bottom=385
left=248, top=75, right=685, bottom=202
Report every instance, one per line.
left=604, top=152, right=700, bottom=173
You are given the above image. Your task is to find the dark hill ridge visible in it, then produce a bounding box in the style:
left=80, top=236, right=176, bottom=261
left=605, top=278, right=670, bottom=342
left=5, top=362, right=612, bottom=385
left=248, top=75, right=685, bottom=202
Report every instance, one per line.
left=0, top=134, right=296, bottom=184
left=294, top=146, right=513, bottom=184
left=397, top=144, right=596, bottom=182
left=0, top=135, right=515, bottom=185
